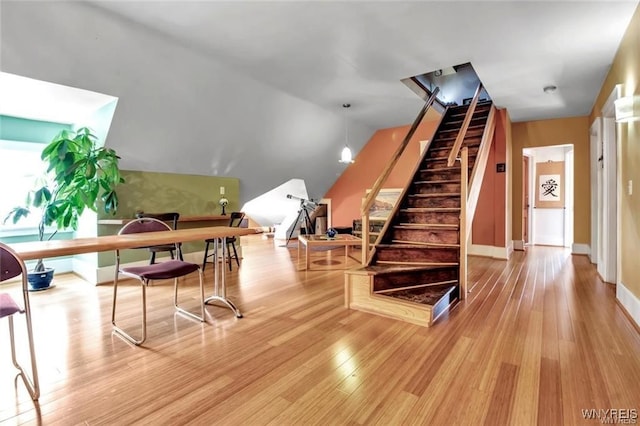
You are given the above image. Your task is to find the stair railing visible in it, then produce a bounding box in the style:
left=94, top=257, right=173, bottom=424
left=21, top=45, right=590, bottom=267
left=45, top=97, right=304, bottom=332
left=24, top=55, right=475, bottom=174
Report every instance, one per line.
left=459, top=147, right=469, bottom=300
left=360, top=88, right=440, bottom=264
left=447, top=83, right=483, bottom=167
left=457, top=105, right=497, bottom=300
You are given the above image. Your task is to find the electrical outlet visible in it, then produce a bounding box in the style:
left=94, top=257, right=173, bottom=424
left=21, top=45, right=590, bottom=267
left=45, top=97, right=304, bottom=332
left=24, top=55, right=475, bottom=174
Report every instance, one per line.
left=628, top=180, right=633, bottom=196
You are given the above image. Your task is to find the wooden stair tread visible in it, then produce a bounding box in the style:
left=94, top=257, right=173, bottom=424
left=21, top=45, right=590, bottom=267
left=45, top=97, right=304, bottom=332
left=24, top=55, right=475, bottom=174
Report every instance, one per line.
left=361, top=264, right=456, bottom=275
left=379, top=284, right=457, bottom=306
left=413, top=179, right=461, bottom=184
left=401, top=207, right=461, bottom=212
left=377, top=260, right=459, bottom=267
left=390, top=240, right=460, bottom=248
left=394, top=223, right=458, bottom=229
left=419, top=166, right=461, bottom=172
left=375, top=280, right=458, bottom=295
left=408, top=193, right=460, bottom=198
left=377, top=242, right=459, bottom=250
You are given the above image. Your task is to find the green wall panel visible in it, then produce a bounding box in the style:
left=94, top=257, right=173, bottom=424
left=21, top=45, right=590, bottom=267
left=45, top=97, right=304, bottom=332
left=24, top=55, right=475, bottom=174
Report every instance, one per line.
left=97, top=170, right=240, bottom=267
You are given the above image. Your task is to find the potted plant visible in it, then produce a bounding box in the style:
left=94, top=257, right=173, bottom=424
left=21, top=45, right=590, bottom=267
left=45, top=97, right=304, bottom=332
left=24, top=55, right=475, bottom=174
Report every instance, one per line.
left=3, top=127, right=124, bottom=290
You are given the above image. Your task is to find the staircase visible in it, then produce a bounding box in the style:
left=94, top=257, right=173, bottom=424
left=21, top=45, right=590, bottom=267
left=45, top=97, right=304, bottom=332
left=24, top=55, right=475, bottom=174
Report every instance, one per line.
left=345, top=100, right=494, bottom=326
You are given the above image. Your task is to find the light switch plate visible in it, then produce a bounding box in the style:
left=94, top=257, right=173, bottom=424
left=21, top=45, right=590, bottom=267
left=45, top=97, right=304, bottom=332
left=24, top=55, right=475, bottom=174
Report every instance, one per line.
left=628, top=180, right=633, bottom=196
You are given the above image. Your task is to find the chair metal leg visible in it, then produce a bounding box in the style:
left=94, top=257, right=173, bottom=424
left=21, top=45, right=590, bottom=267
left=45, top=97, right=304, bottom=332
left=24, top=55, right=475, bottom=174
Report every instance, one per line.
left=112, top=271, right=148, bottom=346
left=231, top=242, right=240, bottom=268
left=174, top=268, right=206, bottom=322
left=150, top=251, right=157, bottom=265
left=8, top=314, right=40, bottom=400
left=202, top=241, right=211, bottom=271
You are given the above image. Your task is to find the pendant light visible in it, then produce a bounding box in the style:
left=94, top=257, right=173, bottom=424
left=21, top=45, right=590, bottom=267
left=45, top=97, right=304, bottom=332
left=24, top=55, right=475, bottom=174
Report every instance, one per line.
left=339, top=103, right=354, bottom=164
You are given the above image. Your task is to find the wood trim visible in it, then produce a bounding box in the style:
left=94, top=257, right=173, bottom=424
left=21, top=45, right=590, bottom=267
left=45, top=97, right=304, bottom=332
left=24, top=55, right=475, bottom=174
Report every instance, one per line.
left=447, top=83, right=482, bottom=167
left=460, top=147, right=468, bottom=300
left=9, top=227, right=258, bottom=261
left=98, top=215, right=230, bottom=225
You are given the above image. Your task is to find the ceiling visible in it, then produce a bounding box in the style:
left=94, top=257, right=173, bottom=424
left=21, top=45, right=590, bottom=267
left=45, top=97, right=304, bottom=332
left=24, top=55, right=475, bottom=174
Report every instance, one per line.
left=90, top=0, right=639, bottom=126
left=1, top=1, right=638, bottom=206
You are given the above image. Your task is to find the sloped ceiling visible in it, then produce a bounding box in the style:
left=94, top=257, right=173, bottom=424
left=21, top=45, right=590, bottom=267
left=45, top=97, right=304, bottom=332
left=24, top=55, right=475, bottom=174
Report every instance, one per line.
left=1, top=1, right=638, bottom=203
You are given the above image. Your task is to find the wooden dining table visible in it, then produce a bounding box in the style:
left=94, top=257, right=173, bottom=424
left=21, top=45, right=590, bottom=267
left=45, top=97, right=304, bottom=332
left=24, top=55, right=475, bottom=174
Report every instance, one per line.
left=9, top=226, right=258, bottom=317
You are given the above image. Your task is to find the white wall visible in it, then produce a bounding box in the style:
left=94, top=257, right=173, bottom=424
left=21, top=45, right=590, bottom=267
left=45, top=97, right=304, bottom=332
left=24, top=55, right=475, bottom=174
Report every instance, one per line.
left=0, top=1, right=374, bottom=203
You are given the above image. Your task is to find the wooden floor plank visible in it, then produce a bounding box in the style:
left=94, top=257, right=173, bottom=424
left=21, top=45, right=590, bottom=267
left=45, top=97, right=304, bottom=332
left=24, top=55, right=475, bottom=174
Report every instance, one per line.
left=1, top=238, right=639, bottom=424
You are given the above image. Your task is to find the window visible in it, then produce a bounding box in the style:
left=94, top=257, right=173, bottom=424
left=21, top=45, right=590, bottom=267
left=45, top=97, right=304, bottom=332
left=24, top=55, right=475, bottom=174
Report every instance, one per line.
left=0, top=139, right=47, bottom=232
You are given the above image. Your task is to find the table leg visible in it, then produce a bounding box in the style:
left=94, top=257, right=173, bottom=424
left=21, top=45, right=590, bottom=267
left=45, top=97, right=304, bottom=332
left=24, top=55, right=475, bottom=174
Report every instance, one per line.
left=345, top=245, right=349, bottom=264
left=204, top=237, right=242, bottom=318
left=305, top=241, right=310, bottom=270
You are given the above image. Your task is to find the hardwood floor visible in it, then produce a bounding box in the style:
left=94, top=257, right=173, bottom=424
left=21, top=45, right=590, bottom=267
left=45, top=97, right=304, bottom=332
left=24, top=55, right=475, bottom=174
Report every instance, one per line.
left=1, top=235, right=639, bottom=425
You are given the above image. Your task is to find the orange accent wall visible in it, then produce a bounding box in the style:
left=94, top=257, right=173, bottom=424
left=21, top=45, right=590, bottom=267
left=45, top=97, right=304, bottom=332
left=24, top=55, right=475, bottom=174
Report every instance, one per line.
left=324, top=118, right=440, bottom=227
left=472, top=109, right=510, bottom=247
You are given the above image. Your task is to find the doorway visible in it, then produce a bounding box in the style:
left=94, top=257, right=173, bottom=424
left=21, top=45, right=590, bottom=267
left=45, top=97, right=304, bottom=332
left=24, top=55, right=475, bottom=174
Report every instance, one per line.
left=524, top=145, right=574, bottom=248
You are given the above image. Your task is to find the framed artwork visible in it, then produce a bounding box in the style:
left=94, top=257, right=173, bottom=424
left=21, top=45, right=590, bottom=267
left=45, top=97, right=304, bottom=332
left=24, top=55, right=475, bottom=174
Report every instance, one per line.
left=535, top=161, right=564, bottom=208
left=365, top=188, right=402, bottom=219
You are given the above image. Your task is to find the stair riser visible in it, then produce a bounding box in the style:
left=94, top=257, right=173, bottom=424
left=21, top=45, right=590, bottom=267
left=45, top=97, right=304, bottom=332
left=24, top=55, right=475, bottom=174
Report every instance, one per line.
left=429, top=137, right=481, bottom=151
left=440, top=118, right=488, bottom=132
left=375, top=247, right=459, bottom=263
left=422, top=158, right=477, bottom=171
left=398, top=211, right=460, bottom=225
left=407, top=196, right=460, bottom=209
left=390, top=228, right=459, bottom=245
left=412, top=182, right=461, bottom=194
left=421, top=158, right=450, bottom=169
left=426, top=146, right=480, bottom=160
left=373, top=268, right=459, bottom=292
left=416, top=170, right=460, bottom=181
left=436, top=129, right=484, bottom=142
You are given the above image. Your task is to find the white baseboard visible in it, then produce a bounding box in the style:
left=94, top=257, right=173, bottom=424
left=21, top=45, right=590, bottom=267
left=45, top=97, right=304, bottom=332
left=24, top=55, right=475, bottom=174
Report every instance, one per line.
left=469, top=244, right=510, bottom=260
left=532, top=236, right=564, bottom=246
left=513, top=240, right=525, bottom=251
left=617, top=281, right=640, bottom=329
left=571, top=243, right=590, bottom=256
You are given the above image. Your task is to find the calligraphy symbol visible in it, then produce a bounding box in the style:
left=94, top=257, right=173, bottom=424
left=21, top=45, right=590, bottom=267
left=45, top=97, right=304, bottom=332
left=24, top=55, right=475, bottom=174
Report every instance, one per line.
left=541, top=179, right=559, bottom=197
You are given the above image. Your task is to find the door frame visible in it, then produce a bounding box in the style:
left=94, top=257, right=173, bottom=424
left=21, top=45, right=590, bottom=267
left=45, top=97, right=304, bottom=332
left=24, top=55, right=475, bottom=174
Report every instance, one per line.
left=522, top=154, right=531, bottom=245
left=590, top=118, right=601, bottom=264
left=595, top=85, right=620, bottom=284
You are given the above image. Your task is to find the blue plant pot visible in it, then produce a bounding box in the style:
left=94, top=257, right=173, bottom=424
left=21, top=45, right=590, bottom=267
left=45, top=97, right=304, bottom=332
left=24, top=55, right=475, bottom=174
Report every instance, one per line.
left=326, top=228, right=337, bottom=239
left=27, top=268, right=55, bottom=291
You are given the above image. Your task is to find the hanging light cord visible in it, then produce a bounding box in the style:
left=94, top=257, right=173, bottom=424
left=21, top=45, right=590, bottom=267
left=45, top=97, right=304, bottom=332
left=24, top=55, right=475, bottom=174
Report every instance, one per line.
left=343, top=103, right=350, bottom=148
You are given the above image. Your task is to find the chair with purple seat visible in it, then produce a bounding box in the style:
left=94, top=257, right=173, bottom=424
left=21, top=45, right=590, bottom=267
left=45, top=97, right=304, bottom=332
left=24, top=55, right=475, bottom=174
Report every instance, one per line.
left=135, top=212, right=183, bottom=264
left=0, top=242, right=40, bottom=400
left=111, top=218, right=205, bottom=346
